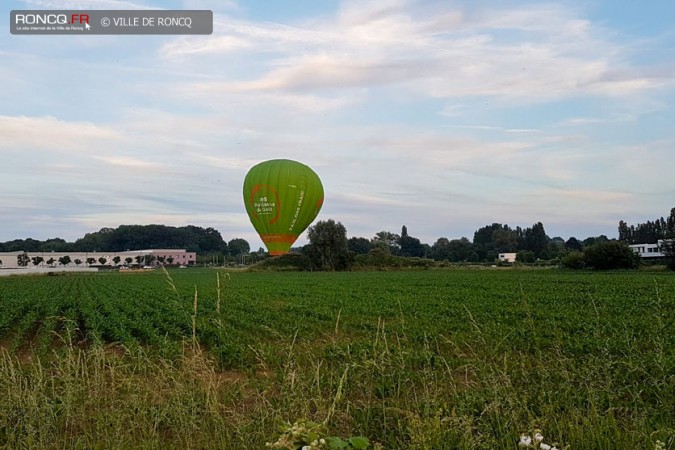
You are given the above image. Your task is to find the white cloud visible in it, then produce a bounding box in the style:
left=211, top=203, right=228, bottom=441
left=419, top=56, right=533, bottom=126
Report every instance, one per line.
left=0, top=115, right=125, bottom=153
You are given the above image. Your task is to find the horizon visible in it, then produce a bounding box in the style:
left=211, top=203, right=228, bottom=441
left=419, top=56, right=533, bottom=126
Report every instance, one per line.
left=2, top=0, right=674, bottom=249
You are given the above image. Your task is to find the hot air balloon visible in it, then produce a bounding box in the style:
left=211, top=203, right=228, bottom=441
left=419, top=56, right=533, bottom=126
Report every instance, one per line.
left=243, top=159, right=324, bottom=256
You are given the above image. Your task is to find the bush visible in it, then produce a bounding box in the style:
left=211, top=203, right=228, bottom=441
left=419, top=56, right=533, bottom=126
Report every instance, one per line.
left=560, top=251, right=585, bottom=269
left=583, top=241, right=641, bottom=270
left=516, top=250, right=535, bottom=263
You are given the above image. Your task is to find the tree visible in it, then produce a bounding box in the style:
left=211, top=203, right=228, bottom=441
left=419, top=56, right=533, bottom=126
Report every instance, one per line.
left=583, top=241, right=641, bottom=270
left=561, top=251, right=585, bottom=269
left=47, top=258, right=56, bottom=267
left=399, top=226, right=425, bottom=257
left=98, top=257, right=107, bottom=266
left=125, top=257, right=133, bottom=266
left=522, top=222, right=548, bottom=259
left=304, top=219, right=351, bottom=271
left=228, top=238, right=250, bottom=257
left=59, top=255, right=72, bottom=266
left=86, top=257, right=96, bottom=266
left=565, top=237, right=583, bottom=251
left=372, top=231, right=400, bottom=255
left=348, top=237, right=372, bottom=255
left=583, top=235, right=609, bottom=248
left=659, top=239, right=675, bottom=270
left=31, top=256, right=44, bottom=267
left=430, top=238, right=452, bottom=261
left=17, top=252, right=30, bottom=267
left=516, top=250, right=535, bottom=263
left=74, top=259, right=83, bottom=266
left=113, top=256, right=121, bottom=266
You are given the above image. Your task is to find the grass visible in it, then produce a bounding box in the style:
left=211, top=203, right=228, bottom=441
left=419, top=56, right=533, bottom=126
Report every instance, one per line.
left=0, top=268, right=673, bottom=449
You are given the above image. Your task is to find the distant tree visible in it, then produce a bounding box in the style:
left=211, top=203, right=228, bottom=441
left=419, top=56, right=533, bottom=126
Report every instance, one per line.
left=659, top=239, right=675, bottom=270
left=399, top=225, right=425, bottom=258
left=17, top=252, right=30, bottom=267
left=31, top=256, right=44, bottom=267
left=430, top=238, right=452, bottom=261
left=522, top=222, right=549, bottom=259
left=583, top=235, right=609, bottom=248
left=348, top=237, right=372, bottom=255
left=372, top=231, right=400, bottom=255
left=74, top=259, right=83, bottom=266
left=472, top=223, right=519, bottom=260
left=516, top=250, right=535, bottom=263
left=47, top=258, right=56, bottom=267
left=304, top=219, right=351, bottom=271
left=156, top=256, right=165, bottom=265
left=124, top=257, right=133, bottom=266
left=618, top=220, right=632, bottom=242
left=134, top=255, right=143, bottom=266
left=583, top=241, right=640, bottom=270
left=144, top=254, right=155, bottom=266
left=167, top=257, right=174, bottom=265
left=59, top=255, right=72, bottom=266
left=431, top=237, right=473, bottom=261
left=86, top=257, right=96, bottom=266
left=98, top=257, right=107, bottom=266
left=565, top=237, right=584, bottom=251
left=41, top=238, right=69, bottom=252
left=228, top=238, right=250, bottom=257
left=561, top=251, right=585, bottom=269
left=113, top=256, right=121, bottom=266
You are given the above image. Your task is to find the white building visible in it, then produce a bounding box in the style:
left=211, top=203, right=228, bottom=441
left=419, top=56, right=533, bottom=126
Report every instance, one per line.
left=0, top=249, right=196, bottom=269
left=629, top=241, right=667, bottom=258
left=498, top=252, right=517, bottom=263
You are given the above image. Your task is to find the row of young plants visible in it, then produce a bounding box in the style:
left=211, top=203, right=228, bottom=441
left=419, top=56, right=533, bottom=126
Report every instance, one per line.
left=0, top=269, right=672, bottom=448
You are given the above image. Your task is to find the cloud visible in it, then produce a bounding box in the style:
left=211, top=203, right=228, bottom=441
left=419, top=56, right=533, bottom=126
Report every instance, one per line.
left=0, top=115, right=125, bottom=153
left=159, top=1, right=666, bottom=105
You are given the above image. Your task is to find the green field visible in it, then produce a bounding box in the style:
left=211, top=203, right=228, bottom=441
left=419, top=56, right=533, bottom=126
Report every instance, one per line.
left=0, top=268, right=673, bottom=449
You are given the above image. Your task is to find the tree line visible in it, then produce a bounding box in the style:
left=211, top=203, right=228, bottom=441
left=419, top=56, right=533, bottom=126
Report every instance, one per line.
left=0, top=224, right=251, bottom=258
left=3, top=205, right=672, bottom=270
left=295, top=205, right=675, bottom=271
left=618, top=208, right=675, bottom=244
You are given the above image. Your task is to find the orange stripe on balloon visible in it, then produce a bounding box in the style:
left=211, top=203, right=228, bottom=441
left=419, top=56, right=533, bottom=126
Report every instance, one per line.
left=261, top=234, right=298, bottom=244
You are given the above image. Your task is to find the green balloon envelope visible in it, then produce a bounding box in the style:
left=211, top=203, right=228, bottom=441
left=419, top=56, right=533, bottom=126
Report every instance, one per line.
left=243, top=159, right=324, bottom=256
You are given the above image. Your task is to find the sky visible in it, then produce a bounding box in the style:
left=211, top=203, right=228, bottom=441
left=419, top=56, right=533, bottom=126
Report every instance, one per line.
left=2, top=0, right=674, bottom=250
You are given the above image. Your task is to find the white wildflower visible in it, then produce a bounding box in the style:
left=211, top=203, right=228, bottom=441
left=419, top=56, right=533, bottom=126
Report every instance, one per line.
left=519, top=435, right=532, bottom=447
left=534, top=432, right=544, bottom=443
left=540, top=444, right=551, bottom=450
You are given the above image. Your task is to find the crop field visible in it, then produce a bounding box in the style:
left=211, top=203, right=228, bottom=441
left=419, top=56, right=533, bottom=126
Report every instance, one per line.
left=0, top=268, right=673, bottom=449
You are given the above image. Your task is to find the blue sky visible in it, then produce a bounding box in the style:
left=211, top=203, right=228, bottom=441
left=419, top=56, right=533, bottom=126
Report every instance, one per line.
left=2, top=0, right=674, bottom=249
